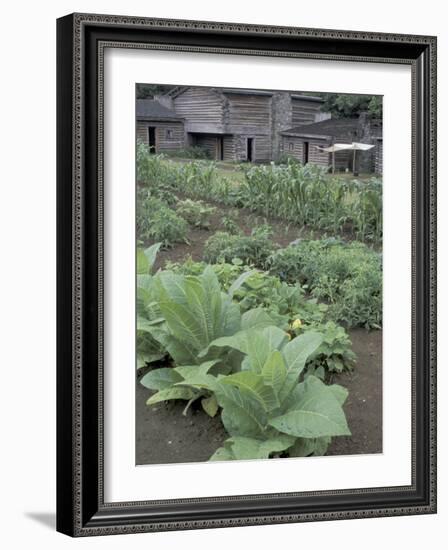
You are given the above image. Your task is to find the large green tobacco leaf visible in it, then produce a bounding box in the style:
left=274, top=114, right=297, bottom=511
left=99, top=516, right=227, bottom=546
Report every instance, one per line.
left=145, top=361, right=221, bottom=405
left=227, top=270, right=256, bottom=299
left=279, top=332, right=324, bottom=400
left=153, top=267, right=242, bottom=363
left=222, top=372, right=278, bottom=411
left=140, top=368, right=183, bottom=391
left=261, top=350, right=287, bottom=400
left=215, top=381, right=268, bottom=438
left=328, top=383, right=349, bottom=405
left=136, top=245, right=167, bottom=368
left=240, top=308, right=278, bottom=330
left=137, top=243, right=161, bottom=275
left=288, top=436, right=332, bottom=457
left=158, top=298, right=211, bottom=351
left=148, top=328, right=201, bottom=365
left=269, top=376, right=351, bottom=438
left=209, top=446, right=234, bottom=461
left=210, top=434, right=295, bottom=461
left=203, top=325, right=287, bottom=373
left=146, top=386, right=196, bottom=405
left=174, top=360, right=221, bottom=391
left=136, top=316, right=164, bottom=333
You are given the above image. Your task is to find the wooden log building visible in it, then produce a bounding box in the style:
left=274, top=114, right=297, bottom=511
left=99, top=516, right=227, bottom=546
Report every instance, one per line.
left=136, top=99, right=185, bottom=154
left=280, top=115, right=383, bottom=173
left=136, top=87, right=382, bottom=173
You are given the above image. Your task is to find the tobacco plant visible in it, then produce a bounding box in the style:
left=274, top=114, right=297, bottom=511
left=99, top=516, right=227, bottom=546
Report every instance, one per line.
left=136, top=243, right=166, bottom=369
left=140, top=265, right=351, bottom=460
left=143, top=324, right=351, bottom=460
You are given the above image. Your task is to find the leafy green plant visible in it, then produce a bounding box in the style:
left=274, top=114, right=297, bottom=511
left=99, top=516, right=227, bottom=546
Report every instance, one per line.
left=164, top=260, right=329, bottom=329
left=298, top=321, right=356, bottom=375
left=176, top=198, right=217, bottom=229
left=207, top=328, right=350, bottom=460
left=267, top=239, right=382, bottom=328
left=139, top=266, right=279, bottom=369
left=140, top=265, right=351, bottom=460
left=221, top=209, right=242, bottom=235
left=144, top=323, right=351, bottom=460
left=203, top=227, right=276, bottom=267
left=137, top=196, right=189, bottom=248
left=136, top=244, right=167, bottom=369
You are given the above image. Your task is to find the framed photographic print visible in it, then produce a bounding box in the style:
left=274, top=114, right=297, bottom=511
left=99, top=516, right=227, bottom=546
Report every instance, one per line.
left=56, top=13, right=437, bottom=536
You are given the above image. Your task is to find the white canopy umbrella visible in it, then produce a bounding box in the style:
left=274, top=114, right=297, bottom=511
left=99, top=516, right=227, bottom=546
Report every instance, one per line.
left=317, top=142, right=375, bottom=174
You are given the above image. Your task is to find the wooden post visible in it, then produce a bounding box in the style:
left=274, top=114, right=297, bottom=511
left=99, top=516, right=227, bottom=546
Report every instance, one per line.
left=332, top=150, right=335, bottom=174
left=353, top=148, right=357, bottom=175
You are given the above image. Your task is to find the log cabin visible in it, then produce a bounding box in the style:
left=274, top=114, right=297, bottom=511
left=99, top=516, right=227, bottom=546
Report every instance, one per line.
left=280, top=115, right=383, bottom=173
left=137, top=87, right=324, bottom=162
left=136, top=99, right=185, bottom=154
left=136, top=87, right=382, bottom=173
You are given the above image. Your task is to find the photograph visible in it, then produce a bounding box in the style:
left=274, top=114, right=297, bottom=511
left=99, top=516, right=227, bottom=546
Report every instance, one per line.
left=135, top=84, right=383, bottom=465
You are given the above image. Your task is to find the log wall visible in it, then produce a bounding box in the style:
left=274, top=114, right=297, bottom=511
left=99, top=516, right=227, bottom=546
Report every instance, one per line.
left=291, top=98, right=323, bottom=127
left=173, top=87, right=225, bottom=125
left=136, top=121, right=185, bottom=152
left=280, top=136, right=329, bottom=168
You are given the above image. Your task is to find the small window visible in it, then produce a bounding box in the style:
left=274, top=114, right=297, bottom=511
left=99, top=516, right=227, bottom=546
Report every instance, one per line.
left=289, top=142, right=294, bottom=151
left=166, top=129, right=173, bottom=139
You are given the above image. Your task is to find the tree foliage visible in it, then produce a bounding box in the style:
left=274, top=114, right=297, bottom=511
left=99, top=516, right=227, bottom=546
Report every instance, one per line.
left=318, top=93, right=382, bottom=119
left=136, top=84, right=174, bottom=99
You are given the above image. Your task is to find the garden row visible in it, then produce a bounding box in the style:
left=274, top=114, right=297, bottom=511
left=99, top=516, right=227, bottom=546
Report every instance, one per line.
left=137, top=195, right=382, bottom=329
left=137, top=142, right=382, bottom=243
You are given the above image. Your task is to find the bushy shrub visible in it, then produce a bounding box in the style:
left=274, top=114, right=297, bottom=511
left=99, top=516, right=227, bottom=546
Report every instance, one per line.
left=176, top=199, right=216, bottom=229
left=137, top=196, right=188, bottom=248
left=203, top=226, right=276, bottom=266
left=267, top=239, right=382, bottom=328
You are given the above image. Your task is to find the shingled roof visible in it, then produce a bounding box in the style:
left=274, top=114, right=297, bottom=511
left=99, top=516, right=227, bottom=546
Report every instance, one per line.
left=281, top=118, right=361, bottom=138
left=136, top=99, right=184, bottom=121
left=281, top=117, right=382, bottom=139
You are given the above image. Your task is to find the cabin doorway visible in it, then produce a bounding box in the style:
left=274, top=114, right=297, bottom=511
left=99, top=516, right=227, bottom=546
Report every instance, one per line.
left=303, top=141, right=309, bottom=164
left=148, top=127, right=156, bottom=154
left=216, top=136, right=224, bottom=161
left=247, top=138, right=254, bottom=162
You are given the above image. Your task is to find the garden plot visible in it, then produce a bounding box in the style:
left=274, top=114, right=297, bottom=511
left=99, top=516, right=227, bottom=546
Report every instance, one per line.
left=135, top=147, right=383, bottom=464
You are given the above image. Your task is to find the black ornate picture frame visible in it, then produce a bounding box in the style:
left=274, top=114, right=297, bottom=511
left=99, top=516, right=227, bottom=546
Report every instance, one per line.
left=56, top=13, right=437, bottom=536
